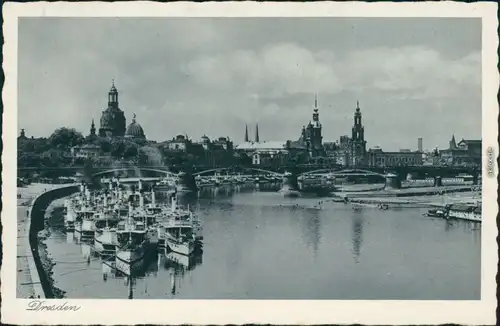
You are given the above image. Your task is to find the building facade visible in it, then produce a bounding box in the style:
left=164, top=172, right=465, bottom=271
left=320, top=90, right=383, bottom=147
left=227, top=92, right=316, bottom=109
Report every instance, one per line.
left=439, top=135, right=481, bottom=166
left=367, top=147, right=423, bottom=167
left=161, top=134, right=191, bottom=152
left=235, top=140, right=290, bottom=167
left=70, top=144, right=101, bottom=160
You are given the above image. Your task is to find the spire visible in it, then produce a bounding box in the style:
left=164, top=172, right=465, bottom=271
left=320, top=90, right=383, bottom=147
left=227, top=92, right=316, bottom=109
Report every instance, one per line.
left=314, top=93, right=318, bottom=109
left=255, top=123, right=260, bottom=143
left=356, top=100, right=360, bottom=112
left=108, top=79, right=118, bottom=106
left=244, top=124, right=249, bottom=142
left=450, top=134, right=457, bottom=149
left=90, top=118, right=96, bottom=136
left=110, top=79, right=117, bottom=92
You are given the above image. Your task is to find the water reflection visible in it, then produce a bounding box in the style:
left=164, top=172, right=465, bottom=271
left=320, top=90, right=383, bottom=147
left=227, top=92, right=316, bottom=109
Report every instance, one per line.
left=164, top=251, right=203, bottom=296
left=301, top=209, right=322, bottom=255
left=66, top=232, right=74, bottom=244
left=351, top=208, right=364, bottom=263
left=80, top=242, right=93, bottom=263
left=43, top=188, right=480, bottom=299
left=198, top=185, right=235, bottom=199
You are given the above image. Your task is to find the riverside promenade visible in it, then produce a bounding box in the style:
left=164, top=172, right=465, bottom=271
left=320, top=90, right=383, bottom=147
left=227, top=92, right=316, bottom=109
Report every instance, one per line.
left=16, top=183, right=75, bottom=298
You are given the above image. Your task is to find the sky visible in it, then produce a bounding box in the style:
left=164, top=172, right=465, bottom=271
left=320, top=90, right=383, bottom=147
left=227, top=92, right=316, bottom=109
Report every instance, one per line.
left=18, top=18, right=481, bottom=151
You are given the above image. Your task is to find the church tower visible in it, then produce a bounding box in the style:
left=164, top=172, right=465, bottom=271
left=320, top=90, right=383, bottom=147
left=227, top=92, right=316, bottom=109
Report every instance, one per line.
left=304, top=93, right=324, bottom=157
left=244, top=124, right=249, bottom=142
left=350, top=101, right=367, bottom=166
left=99, top=80, right=127, bottom=137
left=90, top=118, right=96, bottom=137
left=449, top=134, right=457, bottom=149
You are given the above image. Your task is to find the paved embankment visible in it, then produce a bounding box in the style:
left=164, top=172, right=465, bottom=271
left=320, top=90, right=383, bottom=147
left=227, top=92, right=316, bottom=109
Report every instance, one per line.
left=17, top=184, right=60, bottom=298
left=17, top=183, right=79, bottom=298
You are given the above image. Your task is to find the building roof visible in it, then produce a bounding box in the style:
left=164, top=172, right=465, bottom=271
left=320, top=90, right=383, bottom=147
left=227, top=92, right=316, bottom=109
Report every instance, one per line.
left=458, top=139, right=481, bottom=145
left=235, top=141, right=288, bottom=150
left=125, top=114, right=146, bottom=139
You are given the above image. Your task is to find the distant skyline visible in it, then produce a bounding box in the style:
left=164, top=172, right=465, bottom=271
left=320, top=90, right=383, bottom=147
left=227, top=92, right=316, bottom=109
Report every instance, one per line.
left=18, top=18, right=481, bottom=151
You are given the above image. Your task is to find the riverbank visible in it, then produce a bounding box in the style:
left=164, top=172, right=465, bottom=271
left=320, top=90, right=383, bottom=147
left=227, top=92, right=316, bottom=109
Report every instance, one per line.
left=37, top=203, right=67, bottom=298
left=334, top=185, right=478, bottom=198
left=331, top=189, right=480, bottom=208
left=17, top=183, right=78, bottom=298
left=16, top=183, right=58, bottom=298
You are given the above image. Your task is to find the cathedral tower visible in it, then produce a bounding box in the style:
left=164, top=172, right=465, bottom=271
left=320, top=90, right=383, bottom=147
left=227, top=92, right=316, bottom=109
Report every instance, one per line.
left=99, top=80, right=127, bottom=137
left=307, top=93, right=324, bottom=156
left=255, top=123, right=260, bottom=143
left=350, top=101, right=367, bottom=166
left=244, top=124, right=249, bottom=142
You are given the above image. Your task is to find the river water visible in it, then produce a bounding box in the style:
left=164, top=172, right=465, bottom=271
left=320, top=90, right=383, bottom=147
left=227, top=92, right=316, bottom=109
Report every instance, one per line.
left=42, top=188, right=481, bottom=300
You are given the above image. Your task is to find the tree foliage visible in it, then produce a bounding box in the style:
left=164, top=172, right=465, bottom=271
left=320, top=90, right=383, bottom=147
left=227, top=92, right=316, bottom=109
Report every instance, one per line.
left=110, top=139, right=126, bottom=158
left=123, top=143, right=138, bottom=159
left=49, top=127, right=85, bottom=150
left=98, top=138, right=112, bottom=153
left=18, top=137, right=51, bottom=154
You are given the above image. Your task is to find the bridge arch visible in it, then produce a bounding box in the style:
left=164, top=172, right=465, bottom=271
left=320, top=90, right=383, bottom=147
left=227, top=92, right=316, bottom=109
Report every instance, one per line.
left=300, top=168, right=387, bottom=178
left=193, top=167, right=283, bottom=177
left=92, top=167, right=178, bottom=178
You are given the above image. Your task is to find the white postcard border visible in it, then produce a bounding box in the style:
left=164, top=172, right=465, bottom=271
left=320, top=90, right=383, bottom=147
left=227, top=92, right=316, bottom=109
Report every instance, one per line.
left=1, top=2, right=498, bottom=325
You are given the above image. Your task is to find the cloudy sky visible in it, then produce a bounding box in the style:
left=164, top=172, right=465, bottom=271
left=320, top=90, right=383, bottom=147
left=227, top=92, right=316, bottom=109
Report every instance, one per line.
left=19, top=18, right=481, bottom=151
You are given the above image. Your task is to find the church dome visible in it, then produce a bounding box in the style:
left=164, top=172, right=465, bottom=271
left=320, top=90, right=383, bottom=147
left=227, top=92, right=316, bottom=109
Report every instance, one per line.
left=201, top=135, right=210, bottom=143
left=125, top=114, right=146, bottom=139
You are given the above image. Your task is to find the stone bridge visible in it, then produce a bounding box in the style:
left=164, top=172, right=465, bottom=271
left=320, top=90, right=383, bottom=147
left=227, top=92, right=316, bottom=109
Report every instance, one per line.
left=19, top=164, right=482, bottom=183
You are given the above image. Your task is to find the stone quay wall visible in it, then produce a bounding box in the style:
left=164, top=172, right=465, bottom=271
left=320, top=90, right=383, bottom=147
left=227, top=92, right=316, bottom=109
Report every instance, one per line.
left=28, top=184, right=80, bottom=298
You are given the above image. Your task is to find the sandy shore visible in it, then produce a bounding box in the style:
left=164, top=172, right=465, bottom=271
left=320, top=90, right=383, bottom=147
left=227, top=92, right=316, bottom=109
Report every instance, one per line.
left=331, top=190, right=480, bottom=208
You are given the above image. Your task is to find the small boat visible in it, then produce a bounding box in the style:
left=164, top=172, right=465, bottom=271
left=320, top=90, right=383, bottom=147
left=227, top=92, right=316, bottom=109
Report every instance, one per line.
left=94, top=226, right=119, bottom=256
left=163, top=198, right=199, bottom=256
left=115, top=221, right=149, bottom=276
left=64, top=201, right=76, bottom=232
left=74, top=206, right=96, bottom=239
left=164, top=222, right=195, bottom=256
left=447, top=203, right=482, bottom=223
left=115, top=203, right=156, bottom=276
left=378, top=203, right=389, bottom=210
left=426, top=208, right=447, bottom=218
left=94, top=211, right=120, bottom=256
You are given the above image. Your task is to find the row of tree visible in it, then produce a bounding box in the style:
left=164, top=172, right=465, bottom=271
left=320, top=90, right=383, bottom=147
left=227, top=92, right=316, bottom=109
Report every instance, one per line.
left=18, top=127, right=145, bottom=168
left=18, top=127, right=309, bottom=170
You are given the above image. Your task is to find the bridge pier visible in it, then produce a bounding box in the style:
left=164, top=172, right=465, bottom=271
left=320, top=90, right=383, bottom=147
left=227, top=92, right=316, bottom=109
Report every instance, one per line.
left=407, top=171, right=424, bottom=180
left=385, top=173, right=401, bottom=190
left=176, top=171, right=198, bottom=195
left=280, top=171, right=300, bottom=197
left=433, top=176, right=443, bottom=187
